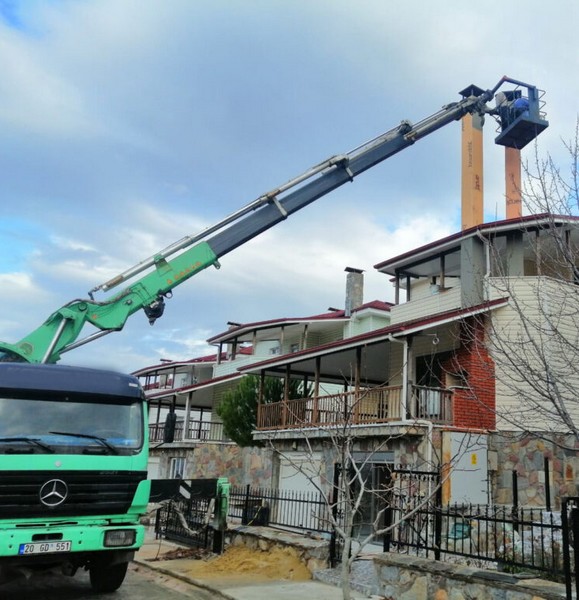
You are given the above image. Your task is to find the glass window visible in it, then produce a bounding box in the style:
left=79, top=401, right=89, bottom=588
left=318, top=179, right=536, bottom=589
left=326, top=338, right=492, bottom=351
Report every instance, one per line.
left=169, top=457, right=185, bottom=479
left=0, top=394, right=143, bottom=455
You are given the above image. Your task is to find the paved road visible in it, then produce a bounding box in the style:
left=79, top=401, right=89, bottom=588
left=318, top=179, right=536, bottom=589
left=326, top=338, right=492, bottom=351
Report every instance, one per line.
left=0, top=563, right=219, bottom=600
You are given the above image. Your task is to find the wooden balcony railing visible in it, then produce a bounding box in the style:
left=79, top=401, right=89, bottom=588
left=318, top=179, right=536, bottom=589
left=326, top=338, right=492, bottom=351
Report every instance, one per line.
left=411, top=385, right=453, bottom=423
left=256, top=385, right=453, bottom=430
left=149, top=420, right=229, bottom=443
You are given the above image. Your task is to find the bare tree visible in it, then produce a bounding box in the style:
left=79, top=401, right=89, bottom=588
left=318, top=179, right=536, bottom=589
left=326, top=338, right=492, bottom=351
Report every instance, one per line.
left=479, top=127, right=579, bottom=444
left=264, top=385, right=477, bottom=600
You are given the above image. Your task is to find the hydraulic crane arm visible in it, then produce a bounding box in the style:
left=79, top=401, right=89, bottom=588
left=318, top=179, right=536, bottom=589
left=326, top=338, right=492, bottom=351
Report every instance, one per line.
left=0, top=77, right=548, bottom=364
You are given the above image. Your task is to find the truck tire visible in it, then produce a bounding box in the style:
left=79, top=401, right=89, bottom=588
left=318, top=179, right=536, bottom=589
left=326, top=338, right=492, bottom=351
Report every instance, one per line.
left=89, top=561, right=128, bottom=593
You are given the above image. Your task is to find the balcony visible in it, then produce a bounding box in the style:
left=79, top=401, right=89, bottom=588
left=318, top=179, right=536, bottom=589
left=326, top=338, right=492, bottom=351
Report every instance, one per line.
left=390, top=285, right=461, bottom=325
left=149, top=420, right=230, bottom=443
left=256, top=385, right=453, bottom=430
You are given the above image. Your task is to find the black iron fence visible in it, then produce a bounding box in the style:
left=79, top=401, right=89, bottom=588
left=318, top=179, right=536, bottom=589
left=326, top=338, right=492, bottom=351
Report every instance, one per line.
left=163, top=476, right=576, bottom=597
left=382, top=492, right=577, bottom=598
left=228, top=484, right=332, bottom=534
left=388, top=500, right=566, bottom=572
left=154, top=478, right=228, bottom=554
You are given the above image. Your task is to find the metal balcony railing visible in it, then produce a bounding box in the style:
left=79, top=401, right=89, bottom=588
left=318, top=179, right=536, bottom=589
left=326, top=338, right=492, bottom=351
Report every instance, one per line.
left=149, top=420, right=229, bottom=443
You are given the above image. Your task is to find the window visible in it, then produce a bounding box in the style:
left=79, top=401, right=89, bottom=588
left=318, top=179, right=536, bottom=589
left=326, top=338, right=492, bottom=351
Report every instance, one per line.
left=0, top=394, right=144, bottom=455
left=169, top=457, right=186, bottom=479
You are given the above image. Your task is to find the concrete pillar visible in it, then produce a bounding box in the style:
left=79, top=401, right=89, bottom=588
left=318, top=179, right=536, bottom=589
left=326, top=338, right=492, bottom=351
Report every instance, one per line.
left=461, top=113, right=484, bottom=230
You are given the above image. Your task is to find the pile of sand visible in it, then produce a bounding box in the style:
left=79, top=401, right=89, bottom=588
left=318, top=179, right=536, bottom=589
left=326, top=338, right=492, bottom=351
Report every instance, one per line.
left=181, top=545, right=312, bottom=582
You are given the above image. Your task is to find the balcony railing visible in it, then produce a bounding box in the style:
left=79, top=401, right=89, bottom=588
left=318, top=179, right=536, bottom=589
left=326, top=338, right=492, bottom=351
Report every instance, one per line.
left=256, top=385, right=453, bottom=430
left=411, top=385, right=453, bottom=423
left=149, top=420, right=229, bottom=443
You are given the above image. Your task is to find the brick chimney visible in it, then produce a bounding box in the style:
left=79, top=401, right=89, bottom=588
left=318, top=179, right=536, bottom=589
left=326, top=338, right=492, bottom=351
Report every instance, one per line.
left=345, top=267, right=364, bottom=317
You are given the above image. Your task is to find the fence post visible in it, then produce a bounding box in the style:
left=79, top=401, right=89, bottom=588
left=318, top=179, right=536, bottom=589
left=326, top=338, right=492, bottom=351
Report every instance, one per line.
left=572, top=505, right=579, bottom=600
left=383, top=468, right=393, bottom=553
left=512, top=470, right=519, bottom=533
left=242, top=484, right=251, bottom=526
left=154, top=506, right=162, bottom=539
left=329, top=464, right=340, bottom=567
left=561, top=498, right=572, bottom=600
left=434, top=483, right=443, bottom=561
left=544, top=457, right=551, bottom=512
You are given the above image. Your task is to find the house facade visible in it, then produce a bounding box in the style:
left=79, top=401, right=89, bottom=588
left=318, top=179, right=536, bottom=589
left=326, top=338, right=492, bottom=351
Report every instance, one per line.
left=135, top=214, right=579, bottom=512
left=242, top=214, right=579, bottom=509
left=134, top=269, right=392, bottom=490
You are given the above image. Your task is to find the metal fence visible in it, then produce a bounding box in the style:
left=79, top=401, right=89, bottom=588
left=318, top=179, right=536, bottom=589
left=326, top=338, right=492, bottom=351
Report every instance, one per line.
left=227, top=481, right=577, bottom=596
left=149, top=420, right=227, bottom=442
left=228, top=484, right=332, bottom=534
left=164, top=477, right=576, bottom=597
left=384, top=495, right=578, bottom=598
left=154, top=479, right=227, bottom=554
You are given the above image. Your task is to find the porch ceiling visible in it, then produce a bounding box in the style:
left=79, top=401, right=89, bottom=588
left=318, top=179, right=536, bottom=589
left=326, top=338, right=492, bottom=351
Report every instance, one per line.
left=146, top=373, right=243, bottom=409
left=255, top=339, right=394, bottom=386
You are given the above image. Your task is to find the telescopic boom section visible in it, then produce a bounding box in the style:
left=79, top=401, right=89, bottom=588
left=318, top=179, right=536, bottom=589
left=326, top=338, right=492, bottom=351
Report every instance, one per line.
left=0, top=77, right=548, bottom=364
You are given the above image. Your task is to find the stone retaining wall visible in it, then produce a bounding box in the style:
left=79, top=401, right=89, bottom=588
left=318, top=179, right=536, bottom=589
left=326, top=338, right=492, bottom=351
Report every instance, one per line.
left=373, top=553, right=567, bottom=600
left=227, top=526, right=330, bottom=574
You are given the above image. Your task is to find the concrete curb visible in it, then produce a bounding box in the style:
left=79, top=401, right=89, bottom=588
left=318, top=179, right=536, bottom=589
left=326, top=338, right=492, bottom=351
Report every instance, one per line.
left=133, top=557, right=236, bottom=600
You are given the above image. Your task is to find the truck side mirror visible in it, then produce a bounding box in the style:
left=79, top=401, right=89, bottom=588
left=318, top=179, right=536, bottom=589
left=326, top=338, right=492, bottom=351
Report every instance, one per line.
left=163, top=411, right=177, bottom=443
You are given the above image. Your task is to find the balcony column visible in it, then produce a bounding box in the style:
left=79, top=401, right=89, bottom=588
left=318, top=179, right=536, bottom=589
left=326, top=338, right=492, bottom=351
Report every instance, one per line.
left=353, top=347, right=362, bottom=422
left=184, top=392, right=192, bottom=440
left=282, top=365, right=290, bottom=427
left=402, top=337, right=413, bottom=421
left=171, top=395, right=180, bottom=441
left=257, top=371, right=265, bottom=428
left=155, top=398, right=162, bottom=428
left=313, top=356, right=320, bottom=424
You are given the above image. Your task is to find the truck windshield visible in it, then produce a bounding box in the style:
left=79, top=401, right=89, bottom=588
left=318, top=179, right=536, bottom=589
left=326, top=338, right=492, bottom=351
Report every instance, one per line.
left=0, top=394, right=143, bottom=455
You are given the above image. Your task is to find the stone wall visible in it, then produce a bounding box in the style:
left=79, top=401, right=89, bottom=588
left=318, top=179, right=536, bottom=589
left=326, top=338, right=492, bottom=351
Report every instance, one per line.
left=373, top=553, right=567, bottom=600
left=489, top=432, right=579, bottom=508
left=150, top=443, right=275, bottom=487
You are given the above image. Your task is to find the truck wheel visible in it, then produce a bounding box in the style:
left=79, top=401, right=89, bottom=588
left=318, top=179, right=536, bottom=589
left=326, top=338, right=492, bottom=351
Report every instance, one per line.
left=89, top=561, right=128, bottom=593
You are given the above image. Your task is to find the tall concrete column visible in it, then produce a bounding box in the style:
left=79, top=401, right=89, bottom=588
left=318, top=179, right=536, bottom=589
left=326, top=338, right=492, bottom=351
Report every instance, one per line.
left=505, top=147, right=522, bottom=219
left=461, top=113, right=484, bottom=230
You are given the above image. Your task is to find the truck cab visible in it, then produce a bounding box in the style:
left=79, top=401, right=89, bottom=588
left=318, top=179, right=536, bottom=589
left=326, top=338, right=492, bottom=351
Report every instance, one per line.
left=0, top=363, right=150, bottom=592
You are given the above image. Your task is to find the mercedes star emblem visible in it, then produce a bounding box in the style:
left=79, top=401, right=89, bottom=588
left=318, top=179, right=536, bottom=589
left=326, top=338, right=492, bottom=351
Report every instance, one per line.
left=39, top=479, right=68, bottom=507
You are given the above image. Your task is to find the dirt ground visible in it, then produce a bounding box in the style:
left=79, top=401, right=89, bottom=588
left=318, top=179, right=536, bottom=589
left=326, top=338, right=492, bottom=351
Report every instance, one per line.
left=153, top=545, right=312, bottom=583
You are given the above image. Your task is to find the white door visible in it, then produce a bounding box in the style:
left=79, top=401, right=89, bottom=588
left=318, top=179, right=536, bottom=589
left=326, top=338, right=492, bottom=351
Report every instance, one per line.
left=278, top=453, right=322, bottom=531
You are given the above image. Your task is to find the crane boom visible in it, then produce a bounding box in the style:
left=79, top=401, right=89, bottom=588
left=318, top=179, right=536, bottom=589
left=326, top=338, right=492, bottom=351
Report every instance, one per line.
left=0, top=77, right=548, bottom=364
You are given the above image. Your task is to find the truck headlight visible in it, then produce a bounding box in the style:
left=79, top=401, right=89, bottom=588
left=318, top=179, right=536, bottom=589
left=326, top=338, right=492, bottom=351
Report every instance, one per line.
left=104, top=529, right=136, bottom=547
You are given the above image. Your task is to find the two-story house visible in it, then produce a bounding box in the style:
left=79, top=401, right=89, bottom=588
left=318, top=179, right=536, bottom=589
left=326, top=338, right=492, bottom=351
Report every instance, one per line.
left=241, top=214, right=579, bottom=510
left=136, top=215, right=578, bottom=514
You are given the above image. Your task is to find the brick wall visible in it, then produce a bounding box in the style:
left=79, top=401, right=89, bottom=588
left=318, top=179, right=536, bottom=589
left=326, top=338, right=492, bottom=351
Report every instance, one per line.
left=442, top=317, right=496, bottom=430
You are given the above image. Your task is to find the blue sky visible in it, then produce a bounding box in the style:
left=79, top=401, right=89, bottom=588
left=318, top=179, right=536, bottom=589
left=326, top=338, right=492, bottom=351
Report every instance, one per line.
left=0, top=1, right=578, bottom=372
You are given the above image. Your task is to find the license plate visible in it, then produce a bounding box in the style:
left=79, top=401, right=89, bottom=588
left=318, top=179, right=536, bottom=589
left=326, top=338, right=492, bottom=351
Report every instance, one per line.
left=18, top=541, right=72, bottom=555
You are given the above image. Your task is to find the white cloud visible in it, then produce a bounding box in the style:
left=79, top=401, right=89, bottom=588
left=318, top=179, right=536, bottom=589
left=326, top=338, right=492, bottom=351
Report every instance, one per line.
left=0, top=0, right=577, bottom=372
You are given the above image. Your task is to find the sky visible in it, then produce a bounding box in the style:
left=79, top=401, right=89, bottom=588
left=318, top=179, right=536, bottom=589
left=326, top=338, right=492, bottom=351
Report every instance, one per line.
left=0, top=0, right=577, bottom=373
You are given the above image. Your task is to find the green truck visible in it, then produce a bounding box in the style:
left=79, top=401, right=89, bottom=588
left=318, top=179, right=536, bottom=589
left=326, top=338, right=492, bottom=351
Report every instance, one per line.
left=0, top=362, right=149, bottom=592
